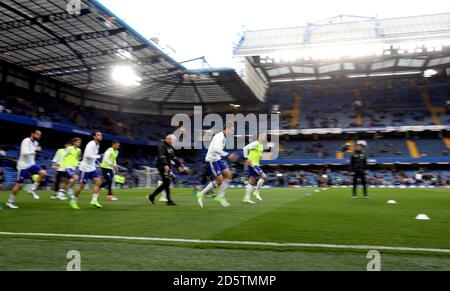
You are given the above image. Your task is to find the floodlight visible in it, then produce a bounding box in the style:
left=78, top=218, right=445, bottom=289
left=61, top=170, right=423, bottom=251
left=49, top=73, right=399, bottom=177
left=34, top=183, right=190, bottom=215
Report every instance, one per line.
left=424, top=69, right=437, bottom=78
left=111, top=65, right=142, bottom=87
left=116, top=49, right=133, bottom=60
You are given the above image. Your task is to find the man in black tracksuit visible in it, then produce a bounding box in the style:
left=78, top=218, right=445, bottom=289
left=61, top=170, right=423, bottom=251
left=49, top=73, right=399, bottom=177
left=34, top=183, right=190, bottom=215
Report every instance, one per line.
left=350, top=143, right=368, bottom=198
left=147, top=134, right=184, bottom=206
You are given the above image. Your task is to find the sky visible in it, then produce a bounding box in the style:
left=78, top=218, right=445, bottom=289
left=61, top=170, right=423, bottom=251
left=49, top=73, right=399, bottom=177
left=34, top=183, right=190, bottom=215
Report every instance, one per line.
left=98, top=0, right=450, bottom=69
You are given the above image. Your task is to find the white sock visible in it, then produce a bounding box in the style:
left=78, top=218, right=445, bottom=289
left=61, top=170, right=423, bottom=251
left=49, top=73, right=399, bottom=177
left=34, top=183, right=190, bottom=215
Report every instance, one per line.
left=31, top=181, right=40, bottom=191
left=58, top=189, right=66, bottom=194
left=8, top=194, right=16, bottom=203
left=71, top=196, right=77, bottom=203
left=161, top=191, right=167, bottom=199
left=245, top=183, right=254, bottom=198
left=256, top=178, right=265, bottom=191
left=201, top=182, right=216, bottom=196
left=218, top=179, right=231, bottom=198
left=91, top=193, right=99, bottom=202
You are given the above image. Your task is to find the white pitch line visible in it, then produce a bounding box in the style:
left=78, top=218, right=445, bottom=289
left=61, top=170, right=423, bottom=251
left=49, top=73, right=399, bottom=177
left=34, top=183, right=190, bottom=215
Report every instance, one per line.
left=0, top=232, right=449, bottom=254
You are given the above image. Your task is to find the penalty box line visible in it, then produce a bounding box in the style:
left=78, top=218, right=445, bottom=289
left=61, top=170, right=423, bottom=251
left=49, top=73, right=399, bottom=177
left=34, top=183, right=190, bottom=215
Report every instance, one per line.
left=1, top=232, right=450, bottom=254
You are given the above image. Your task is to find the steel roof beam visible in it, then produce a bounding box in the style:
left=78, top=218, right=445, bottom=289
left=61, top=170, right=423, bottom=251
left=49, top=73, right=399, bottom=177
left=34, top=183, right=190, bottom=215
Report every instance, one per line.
left=0, top=8, right=92, bottom=31
left=0, top=27, right=127, bottom=52
left=160, top=79, right=185, bottom=103
left=18, top=44, right=147, bottom=67
left=0, top=0, right=89, bottom=79
left=40, top=56, right=167, bottom=76
left=190, top=80, right=204, bottom=103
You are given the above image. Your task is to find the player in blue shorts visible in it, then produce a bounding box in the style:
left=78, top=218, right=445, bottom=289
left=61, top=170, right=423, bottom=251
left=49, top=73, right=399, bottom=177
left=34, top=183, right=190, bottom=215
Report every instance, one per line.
left=55, top=137, right=82, bottom=200
left=70, top=131, right=103, bottom=209
left=6, top=129, right=47, bottom=209
left=242, top=133, right=268, bottom=203
left=196, top=124, right=238, bottom=208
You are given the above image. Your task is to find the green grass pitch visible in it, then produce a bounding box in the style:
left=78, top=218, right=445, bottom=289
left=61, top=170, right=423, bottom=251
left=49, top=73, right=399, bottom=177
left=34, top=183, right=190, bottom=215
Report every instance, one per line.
left=0, top=187, right=449, bottom=271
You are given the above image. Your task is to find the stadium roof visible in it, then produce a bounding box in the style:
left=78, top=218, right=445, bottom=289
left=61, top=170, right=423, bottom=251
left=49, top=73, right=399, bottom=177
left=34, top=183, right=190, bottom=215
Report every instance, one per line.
left=234, top=13, right=450, bottom=93
left=0, top=0, right=258, bottom=105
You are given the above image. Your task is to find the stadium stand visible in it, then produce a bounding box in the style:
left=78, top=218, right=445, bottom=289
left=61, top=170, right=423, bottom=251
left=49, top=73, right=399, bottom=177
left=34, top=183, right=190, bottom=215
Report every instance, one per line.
left=0, top=80, right=178, bottom=141
left=414, top=138, right=449, bottom=157
left=268, top=77, right=449, bottom=129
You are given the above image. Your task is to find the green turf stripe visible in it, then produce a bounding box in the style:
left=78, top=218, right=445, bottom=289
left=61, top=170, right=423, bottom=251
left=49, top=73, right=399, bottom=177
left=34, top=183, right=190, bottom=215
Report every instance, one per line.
left=1, top=232, right=449, bottom=254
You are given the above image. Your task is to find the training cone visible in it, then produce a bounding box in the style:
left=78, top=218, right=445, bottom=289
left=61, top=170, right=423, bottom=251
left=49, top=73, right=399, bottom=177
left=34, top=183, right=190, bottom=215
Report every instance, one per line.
left=415, top=214, right=430, bottom=220
left=387, top=200, right=397, bottom=204
left=314, top=190, right=320, bottom=193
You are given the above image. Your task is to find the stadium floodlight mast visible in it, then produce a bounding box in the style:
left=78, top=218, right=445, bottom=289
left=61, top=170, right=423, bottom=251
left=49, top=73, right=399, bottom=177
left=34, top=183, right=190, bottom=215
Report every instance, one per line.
left=111, top=65, right=142, bottom=87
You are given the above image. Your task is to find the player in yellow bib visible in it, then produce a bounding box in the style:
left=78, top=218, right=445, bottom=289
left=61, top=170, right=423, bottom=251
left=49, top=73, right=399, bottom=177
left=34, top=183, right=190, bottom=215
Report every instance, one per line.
left=51, top=141, right=71, bottom=200
left=242, top=133, right=268, bottom=203
left=56, top=137, right=82, bottom=199
left=100, top=141, right=120, bottom=201
left=114, top=174, right=126, bottom=188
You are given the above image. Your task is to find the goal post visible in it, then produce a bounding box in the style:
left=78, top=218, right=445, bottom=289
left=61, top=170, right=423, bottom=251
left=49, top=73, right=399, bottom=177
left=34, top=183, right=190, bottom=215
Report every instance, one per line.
left=134, top=166, right=159, bottom=188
